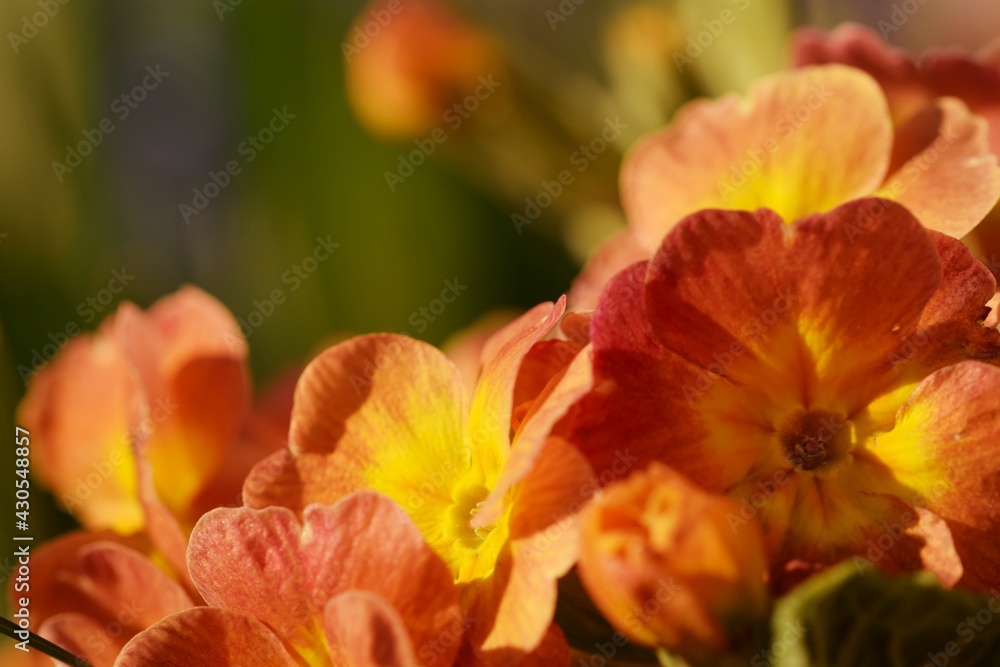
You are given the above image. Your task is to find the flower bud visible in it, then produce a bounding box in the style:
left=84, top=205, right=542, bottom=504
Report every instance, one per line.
left=578, top=463, right=769, bottom=662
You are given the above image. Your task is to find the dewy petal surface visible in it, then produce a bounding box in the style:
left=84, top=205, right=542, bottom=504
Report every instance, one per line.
left=622, top=65, right=892, bottom=248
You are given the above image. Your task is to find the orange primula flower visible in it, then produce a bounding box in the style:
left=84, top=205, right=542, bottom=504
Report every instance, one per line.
left=578, top=463, right=769, bottom=663
left=570, top=64, right=1000, bottom=309
left=18, top=286, right=288, bottom=580
left=243, top=301, right=594, bottom=663
left=113, top=492, right=461, bottom=667
left=569, top=199, right=1000, bottom=592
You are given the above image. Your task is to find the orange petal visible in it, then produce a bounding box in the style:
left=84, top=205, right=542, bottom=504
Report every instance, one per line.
left=188, top=492, right=460, bottom=661
left=114, top=607, right=297, bottom=667
left=878, top=97, right=1000, bottom=237
left=622, top=65, right=892, bottom=247
left=873, top=361, right=1000, bottom=591
left=324, top=591, right=419, bottom=667
left=17, top=329, right=142, bottom=532
left=470, top=299, right=565, bottom=481
left=474, top=349, right=594, bottom=527
left=509, top=339, right=585, bottom=432
left=40, top=614, right=121, bottom=667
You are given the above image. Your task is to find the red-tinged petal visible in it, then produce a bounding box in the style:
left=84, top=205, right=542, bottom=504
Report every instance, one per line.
left=470, top=299, right=566, bottom=481
left=871, top=361, right=1000, bottom=591
left=509, top=339, right=585, bottom=432
left=517, top=624, right=570, bottom=667
left=324, top=591, right=419, bottom=667
left=878, top=98, right=1000, bottom=237
left=113, top=607, right=297, bottom=667
left=645, top=201, right=943, bottom=415
left=569, top=262, right=706, bottom=481
left=475, top=350, right=594, bottom=527
left=791, top=24, right=933, bottom=124
left=792, top=24, right=1000, bottom=154
left=17, top=331, right=142, bottom=532
left=622, top=65, right=892, bottom=247
left=569, top=231, right=652, bottom=309
left=188, top=494, right=460, bottom=662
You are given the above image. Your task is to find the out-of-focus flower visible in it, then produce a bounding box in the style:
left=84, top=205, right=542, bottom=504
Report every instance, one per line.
left=791, top=23, right=1000, bottom=273
left=578, top=463, right=769, bottom=663
left=244, top=300, right=596, bottom=663
left=792, top=23, right=1000, bottom=149
left=345, top=0, right=505, bottom=140
left=17, top=286, right=289, bottom=580
left=568, top=199, right=1000, bottom=592
left=113, top=492, right=460, bottom=667
left=570, top=64, right=1000, bottom=310
left=5, top=532, right=193, bottom=667
left=622, top=64, right=1000, bottom=247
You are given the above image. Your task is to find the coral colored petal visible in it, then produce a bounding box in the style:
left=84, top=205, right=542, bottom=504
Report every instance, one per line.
left=509, top=339, right=585, bottom=432
left=189, top=494, right=460, bottom=661
left=443, top=310, right=522, bottom=402
left=324, top=591, right=419, bottom=667
left=17, top=331, right=142, bottom=532
left=644, top=201, right=943, bottom=414
left=879, top=98, right=1000, bottom=237
left=286, top=334, right=469, bottom=501
left=873, top=361, right=1000, bottom=591
left=475, top=350, right=594, bottom=527
left=470, top=299, right=566, bottom=480
left=569, top=231, right=652, bottom=308
left=622, top=65, right=892, bottom=247
left=40, top=614, right=121, bottom=667
left=114, top=608, right=297, bottom=667
left=302, top=493, right=461, bottom=665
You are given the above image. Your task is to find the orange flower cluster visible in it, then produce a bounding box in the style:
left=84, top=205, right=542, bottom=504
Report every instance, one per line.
left=9, top=18, right=1000, bottom=667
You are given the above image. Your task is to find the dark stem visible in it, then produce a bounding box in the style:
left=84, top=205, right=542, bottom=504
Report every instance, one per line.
left=0, top=616, right=92, bottom=667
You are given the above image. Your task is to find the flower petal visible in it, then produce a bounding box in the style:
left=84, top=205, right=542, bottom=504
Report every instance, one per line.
left=324, top=591, right=419, bottom=667
left=569, top=231, right=651, bottom=309
left=878, top=98, right=1000, bottom=237
left=188, top=493, right=460, bottom=661
left=622, top=65, right=892, bottom=247
left=114, top=608, right=297, bottom=667
left=872, top=361, right=1000, bottom=591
